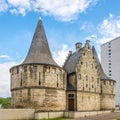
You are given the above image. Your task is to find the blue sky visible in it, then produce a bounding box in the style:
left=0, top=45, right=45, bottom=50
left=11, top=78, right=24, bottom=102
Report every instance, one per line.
left=0, top=0, right=120, bottom=97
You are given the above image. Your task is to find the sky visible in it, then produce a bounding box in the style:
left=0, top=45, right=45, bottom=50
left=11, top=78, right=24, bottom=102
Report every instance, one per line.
left=0, top=0, right=120, bottom=97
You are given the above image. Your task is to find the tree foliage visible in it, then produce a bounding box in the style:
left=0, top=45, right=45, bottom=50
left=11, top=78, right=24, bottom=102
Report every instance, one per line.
left=0, top=97, right=11, bottom=108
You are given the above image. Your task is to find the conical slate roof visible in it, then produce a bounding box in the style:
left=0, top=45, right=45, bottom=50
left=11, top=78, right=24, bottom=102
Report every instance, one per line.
left=23, top=20, right=58, bottom=66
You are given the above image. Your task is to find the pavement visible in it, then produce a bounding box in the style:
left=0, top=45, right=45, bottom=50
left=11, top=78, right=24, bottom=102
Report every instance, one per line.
left=70, top=112, right=120, bottom=120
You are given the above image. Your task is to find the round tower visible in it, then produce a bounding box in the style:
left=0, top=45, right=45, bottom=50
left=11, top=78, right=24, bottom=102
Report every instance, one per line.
left=10, top=20, right=66, bottom=111
left=100, top=79, right=116, bottom=110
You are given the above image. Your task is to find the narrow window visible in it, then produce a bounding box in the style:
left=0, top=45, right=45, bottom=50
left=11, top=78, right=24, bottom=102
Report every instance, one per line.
left=24, top=66, right=27, bottom=72
left=20, top=73, right=22, bottom=86
left=43, top=66, right=47, bottom=72
left=33, top=66, right=37, bottom=72
left=39, top=72, right=41, bottom=85
left=17, top=67, right=19, bottom=74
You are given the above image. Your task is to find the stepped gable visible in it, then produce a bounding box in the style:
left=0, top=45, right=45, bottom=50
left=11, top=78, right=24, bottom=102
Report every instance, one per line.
left=63, top=48, right=83, bottom=74
left=92, top=46, right=114, bottom=80
left=23, top=20, right=58, bottom=67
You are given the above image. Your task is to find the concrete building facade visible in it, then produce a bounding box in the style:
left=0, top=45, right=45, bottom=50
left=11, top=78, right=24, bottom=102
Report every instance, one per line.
left=101, top=37, right=120, bottom=106
left=10, top=20, right=116, bottom=111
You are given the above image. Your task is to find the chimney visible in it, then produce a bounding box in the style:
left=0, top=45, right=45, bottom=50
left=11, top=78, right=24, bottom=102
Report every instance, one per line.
left=75, top=42, right=82, bottom=51
left=86, top=40, right=90, bottom=44
left=85, top=40, right=90, bottom=49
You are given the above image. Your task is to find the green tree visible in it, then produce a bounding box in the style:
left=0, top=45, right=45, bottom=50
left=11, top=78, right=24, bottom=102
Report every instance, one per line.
left=0, top=97, right=11, bottom=108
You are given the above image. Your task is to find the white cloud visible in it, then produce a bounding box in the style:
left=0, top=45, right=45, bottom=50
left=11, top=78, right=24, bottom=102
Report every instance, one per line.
left=0, top=61, right=18, bottom=97
left=8, top=0, right=31, bottom=16
left=0, top=55, right=11, bottom=59
left=0, top=0, right=8, bottom=12
left=32, top=0, right=97, bottom=21
left=97, top=14, right=120, bottom=44
left=53, top=44, right=70, bottom=67
left=0, top=0, right=98, bottom=21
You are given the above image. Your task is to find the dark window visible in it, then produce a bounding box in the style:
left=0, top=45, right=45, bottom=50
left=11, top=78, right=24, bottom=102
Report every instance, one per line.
left=17, top=67, right=19, bottom=74
left=33, top=66, right=37, bottom=72
left=108, top=53, right=111, bottom=55
left=68, top=94, right=74, bottom=99
left=39, top=72, right=41, bottom=85
left=109, top=63, right=111, bottom=65
left=43, top=66, right=47, bottom=72
left=24, top=66, right=27, bottom=72
left=109, top=74, right=112, bottom=76
left=57, top=83, right=59, bottom=87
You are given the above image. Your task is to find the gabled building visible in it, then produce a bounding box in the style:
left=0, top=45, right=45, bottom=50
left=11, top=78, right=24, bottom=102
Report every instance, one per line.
left=10, top=20, right=116, bottom=111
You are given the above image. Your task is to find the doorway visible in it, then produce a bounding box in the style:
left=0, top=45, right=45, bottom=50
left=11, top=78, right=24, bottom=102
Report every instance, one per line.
left=68, top=94, right=74, bottom=111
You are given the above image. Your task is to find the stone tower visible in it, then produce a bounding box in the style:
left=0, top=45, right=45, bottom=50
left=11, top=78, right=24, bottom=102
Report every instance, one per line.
left=10, top=20, right=66, bottom=111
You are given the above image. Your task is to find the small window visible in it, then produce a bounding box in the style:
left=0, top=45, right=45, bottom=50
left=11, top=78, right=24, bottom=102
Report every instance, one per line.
left=108, top=42, right=111, bottom=45
left=43, top=66, right=47, bottom=72
left=24, top=66, right=27, bottom=72
left=109, top=70, right=111, bottom=73
left=108, top=49, right=111, bottom=52
left=108, top=53, right=111, bottom=55
left=57, top=83, right=59, bottom=87
left=17, top=67, right=19, bottom=74
left=109, top=74, right=112, bottom=76
left=86, top=75, right=88, bottom=81
left=109, top=63, right=111, bottom=65
left=33, top=66, right=37, bottom=72
left=68, top=94, right=74, bottom=99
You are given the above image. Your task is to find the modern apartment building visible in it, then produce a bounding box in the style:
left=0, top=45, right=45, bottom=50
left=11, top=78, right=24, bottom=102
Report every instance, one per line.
left=101, top=37, right=120, bottom=106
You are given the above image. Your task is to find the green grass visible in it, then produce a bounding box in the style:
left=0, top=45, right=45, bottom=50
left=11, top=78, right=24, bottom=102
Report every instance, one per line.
left=117, top=118, right=120, bottom=120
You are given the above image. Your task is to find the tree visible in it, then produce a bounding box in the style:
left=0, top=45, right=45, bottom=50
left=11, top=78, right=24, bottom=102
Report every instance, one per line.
left=0, top=97, right=11, bottom=108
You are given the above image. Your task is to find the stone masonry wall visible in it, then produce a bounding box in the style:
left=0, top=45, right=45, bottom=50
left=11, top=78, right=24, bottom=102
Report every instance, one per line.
left=100, top=80, right=115, bottom=110
left=76, top=42, right=100, bottom=111
left=10, top=64, right=66, bottom=110
left=77, top=92, right=100, bottom=111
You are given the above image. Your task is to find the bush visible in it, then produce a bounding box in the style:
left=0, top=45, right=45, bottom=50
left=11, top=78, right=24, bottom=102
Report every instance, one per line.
left=0, top=97, right=11, bottom=108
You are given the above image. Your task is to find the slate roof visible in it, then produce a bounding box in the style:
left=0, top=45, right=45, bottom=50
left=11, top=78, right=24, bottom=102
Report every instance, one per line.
left=63, top=45, right=114, bottom=81
left=63, top=48, right=83, bottom=74
left=22, top=20, right=58, bottom=67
